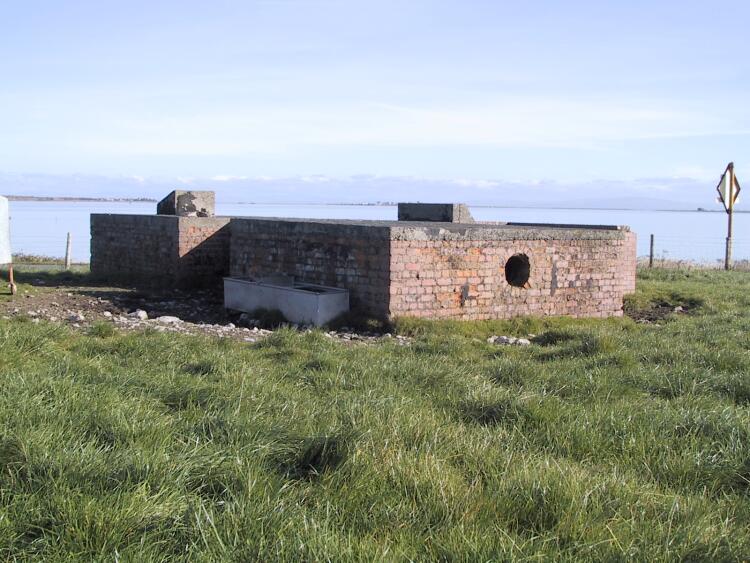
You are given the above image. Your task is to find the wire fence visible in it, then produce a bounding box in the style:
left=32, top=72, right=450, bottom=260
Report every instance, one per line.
left=11, top=232, right=86, bottom=268
left=10, top=232, right=750, bottom=271
left=645, top=234, right=750, bottom=270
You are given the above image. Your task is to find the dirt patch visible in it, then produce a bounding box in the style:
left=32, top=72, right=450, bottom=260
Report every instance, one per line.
left=0, top=276, right=406, bottom=346
left=623, top=294, right=703, bottom=323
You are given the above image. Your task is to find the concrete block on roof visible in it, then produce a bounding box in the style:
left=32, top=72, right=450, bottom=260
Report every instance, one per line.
left=397, top=203, right=474, bottom=223
left=157, top=190, right=215, bottom=217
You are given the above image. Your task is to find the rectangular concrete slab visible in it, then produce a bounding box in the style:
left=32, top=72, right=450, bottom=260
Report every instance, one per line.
left=224, top=277, right=350, bottom=326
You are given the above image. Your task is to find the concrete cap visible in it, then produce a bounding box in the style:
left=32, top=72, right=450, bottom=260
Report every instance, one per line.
left=156, top=190, right=215, bottom=217
left=397, top=203, right=475, bottom=223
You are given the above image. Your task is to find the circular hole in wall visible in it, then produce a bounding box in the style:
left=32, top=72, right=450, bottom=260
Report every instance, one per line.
left=505, top=253, right=530, bottom=287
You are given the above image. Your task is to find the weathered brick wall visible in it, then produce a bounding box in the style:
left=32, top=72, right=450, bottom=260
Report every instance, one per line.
left=228, top=219, right=637, bottom=321
left=176, top=217, right=231, bottom=285
left=93, top=213, right=637, bottom=320
left=619, top=231, right=638, bottom=295
left=90, top=214, right=230, bottom=288
left=91, top=215, right=180, bottom=285
left=388, top=226, right=637, bottom=320
left=229, top=218, right=391, bottom=316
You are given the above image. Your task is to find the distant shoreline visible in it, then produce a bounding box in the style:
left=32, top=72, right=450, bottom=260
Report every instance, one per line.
left=226, top=202, right=739, bottom=213
left=4, top=195, right=157, bottom=203
left=2, top=196, right=741, bottom=213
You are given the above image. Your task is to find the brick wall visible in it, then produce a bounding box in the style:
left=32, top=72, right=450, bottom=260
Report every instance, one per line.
left=228, top=219, right=637, bottom=321
left=93, top=214, right=637, bottom=320
left=388, top=225, right=637, bottom=320
left=91, top=215, right=179, bottom=285
left=229, top=218, right=391, bottom=317
left=90, top=214, right=230, bottom=288
left=176, top=217, right=231, bottom=285
left=619, top=231, right=638, bottom=295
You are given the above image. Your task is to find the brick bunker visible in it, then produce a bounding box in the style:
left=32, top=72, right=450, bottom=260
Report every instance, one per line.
left=91, top=194, right=636, bottom=320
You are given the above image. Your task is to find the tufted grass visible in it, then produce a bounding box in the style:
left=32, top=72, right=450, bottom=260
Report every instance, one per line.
left=0, top=268, right=749, bottom=560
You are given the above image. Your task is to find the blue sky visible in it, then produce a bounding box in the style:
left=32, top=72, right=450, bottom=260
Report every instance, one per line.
left=1, top=0, right=748, bottom=197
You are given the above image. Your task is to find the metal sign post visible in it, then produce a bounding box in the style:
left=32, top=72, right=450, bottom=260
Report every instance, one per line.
left=716, top=162, right=741, bottom=270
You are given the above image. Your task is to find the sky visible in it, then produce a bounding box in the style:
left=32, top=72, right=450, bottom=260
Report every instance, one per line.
left=1, top=0, right=748, bottom=202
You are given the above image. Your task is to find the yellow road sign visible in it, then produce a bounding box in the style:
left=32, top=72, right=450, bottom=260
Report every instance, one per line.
left=716, top=162, right=741, bottom=213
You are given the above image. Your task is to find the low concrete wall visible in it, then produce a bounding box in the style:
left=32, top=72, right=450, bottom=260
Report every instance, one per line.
left=90, top=214, right=230, bottom=288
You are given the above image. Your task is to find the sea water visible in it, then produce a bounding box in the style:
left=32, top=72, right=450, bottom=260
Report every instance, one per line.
left=8, top=201, right=747, bottom=264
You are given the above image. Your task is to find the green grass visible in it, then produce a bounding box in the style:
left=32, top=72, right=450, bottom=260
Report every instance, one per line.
left=1, top=269, right=749, bottom=560
left=1, top=265, right=91, bottom=291
left=12, top=253, right=67, bottom=265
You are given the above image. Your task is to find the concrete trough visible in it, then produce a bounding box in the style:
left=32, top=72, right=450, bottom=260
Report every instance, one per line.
left=223, top=277, right=349, bottom=326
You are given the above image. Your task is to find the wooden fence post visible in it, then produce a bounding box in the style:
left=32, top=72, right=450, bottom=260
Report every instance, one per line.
left=649, top=234, right=654, bottom=268
left=64, top=232, right=72, bottom=270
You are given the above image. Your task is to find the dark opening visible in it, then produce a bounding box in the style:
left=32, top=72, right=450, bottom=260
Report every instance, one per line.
left=505, top=253, right=530, bottom=287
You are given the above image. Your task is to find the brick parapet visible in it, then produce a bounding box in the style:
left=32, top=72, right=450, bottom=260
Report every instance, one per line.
left=389, top=224, right=630, bottom=241
left=91, top=214, right=180, bottom=285
left=387, top=227, right=637, bottom=320
left=229, top=218, right=391, bottom=317
left=90, top=214, right=230, bottom=288
left=618, top=231, right=638, bottom=295
left=176, top=217, right=231, bottom=285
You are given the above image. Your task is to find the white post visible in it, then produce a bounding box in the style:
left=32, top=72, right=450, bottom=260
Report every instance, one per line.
left=64, top=232, right=72, bottom=270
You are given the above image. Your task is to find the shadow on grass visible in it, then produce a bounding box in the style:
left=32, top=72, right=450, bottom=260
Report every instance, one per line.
left=533, top=331, right=618, bottom=361
left=271, top=433, right=349, bottom=481
left=1, top=266, right=96, bottom=289
left=459, top=397, right=532, bottom=427
left=711, top=374, right=750, bottom=406
left=185, top=458, right=246, bottom=501
left=326, top=308, right=392, bottom=334
left=160, top=383, right=223, bottom=412
left=0, top=436, right=29, bottom=485
left=501, top=481, right=570, bottom=537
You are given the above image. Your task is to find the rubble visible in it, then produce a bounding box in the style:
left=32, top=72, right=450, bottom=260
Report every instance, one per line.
left=0, top=281, right=411, bottom=347
left=156, top=315, right=181, bottom=324
left=487, top=335, right=532, bottom=346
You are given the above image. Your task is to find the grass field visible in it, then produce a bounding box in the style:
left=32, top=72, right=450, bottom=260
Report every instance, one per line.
left=0, top=269, right=749, bottom=560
